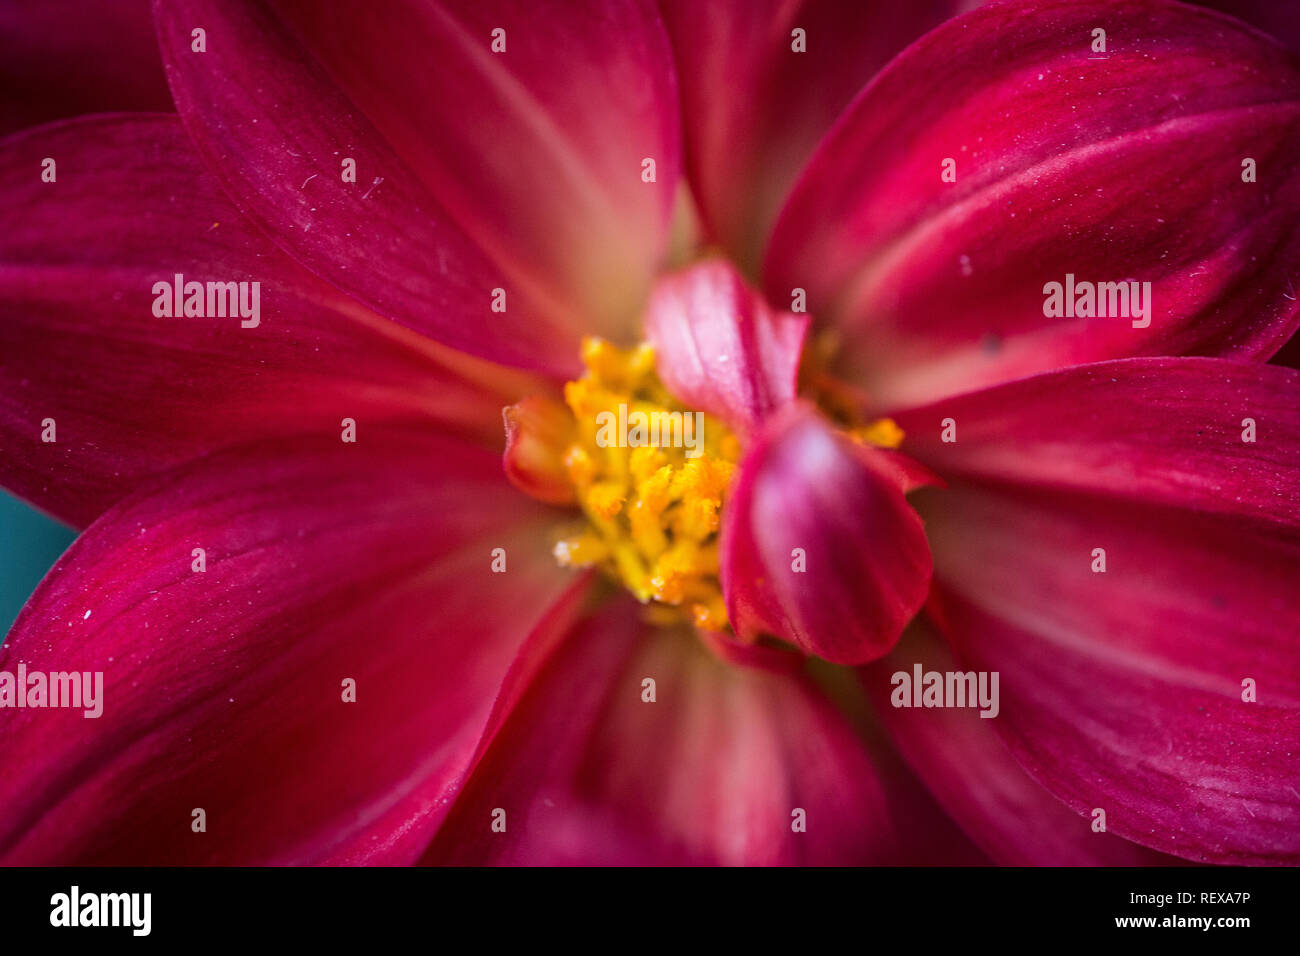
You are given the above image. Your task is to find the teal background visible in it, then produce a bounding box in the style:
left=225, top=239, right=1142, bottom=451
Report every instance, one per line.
left=0, top=490, right=77, bottom=633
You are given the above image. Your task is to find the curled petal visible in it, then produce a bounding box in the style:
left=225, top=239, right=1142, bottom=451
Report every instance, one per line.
left=645, top=258, right=808, bottom=435
left=502, top=396, right=577, bottom=506
left=721, top=405, right=933, bottom=665
left=766, top=0, right=1300, bottom=406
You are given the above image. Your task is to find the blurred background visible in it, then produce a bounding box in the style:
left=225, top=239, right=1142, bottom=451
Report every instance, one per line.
left=0, top=490, right=75, bottom=632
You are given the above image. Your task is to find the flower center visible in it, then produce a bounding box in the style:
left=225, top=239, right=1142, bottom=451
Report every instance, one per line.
left=505, top=332, right=909, bottom=637
left=553, top=337, right=739, bottom=630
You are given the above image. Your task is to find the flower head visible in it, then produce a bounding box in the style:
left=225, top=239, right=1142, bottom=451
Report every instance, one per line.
left=1, top=0, right=1298, bottom=866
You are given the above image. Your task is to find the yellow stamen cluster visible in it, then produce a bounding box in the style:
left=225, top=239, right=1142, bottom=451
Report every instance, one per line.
left=554, top=338, right=741, bottom=631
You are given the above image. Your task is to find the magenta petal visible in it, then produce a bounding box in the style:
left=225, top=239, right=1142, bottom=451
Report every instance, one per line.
left=659, top=0, right=971, bottom=270
left=324, top=568, right=594, bottom=865
left=0, top=428, right=581, bottom=864
left=153, top=0, right=586, bottom=373
left=423, top=603, right=980, bottom=865
left=766, top=0, right=1300, bottom=406
left=863, top=620, right=1178, bottom=865
left=0, top=0, right=172, bottom=137
left=920, top=481, right=1300, bottom=864
left=892, top=358, right=1300, bottom=531
left=0, top=115, right=530, bottom=527
left=157, top=0, right=680, bottom=360
left=263, top=0, right=681, bottom=337
left=645, top=259, right=808, bottom=435
left=721, top=405, right=933, bottom=665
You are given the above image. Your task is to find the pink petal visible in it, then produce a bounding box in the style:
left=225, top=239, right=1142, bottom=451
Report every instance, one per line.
left=0, top=0, right=172, bottom=137
left=502, top=395, right=578, bottom=506
left=644, top=258, right=808, bottom=436
left=919, top=481, right=1300, bottom=864
left=0, top=428, right=582, bottom=864
left=721, top=404, right=933, bottom=665
left=423, top=600, right=984, bottom=865
left=0, top=114, right=530, bottom=527
left=766, top=0, right=1300, bottom=406
left=156, top=0, right=681, bottom=364
left=862, top=619, right=1179, bottom=865
left=891, top=358, right=1300, bottom=531
left=659, top=0, right=973, bottom=271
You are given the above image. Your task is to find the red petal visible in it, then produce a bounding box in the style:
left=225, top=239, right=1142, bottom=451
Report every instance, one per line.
left=150, top=0, right=572, bottom=375
left=921, top=481, right=1300, bottom=864
left=0, top=115, right=530, bottom=527
left=0, top=428, right=582, bottom=864
left=660, top=0, right=971, bottom=270
left=645, top=258, right=808, bottom=436
left=721, top=405, right=932, bottom=665
left=862, top=619, right=1178, bottom=865
left=892, top=357, right=1300, bottom=531
left=766, top=0, right=1300, bottom=406
left=156, top=0, right=680, bottom=364
left=423, top=602, right=983, bottom=864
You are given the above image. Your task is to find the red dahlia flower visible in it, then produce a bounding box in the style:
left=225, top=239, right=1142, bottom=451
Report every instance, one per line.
left=0, top=0, right=1297, bottom=866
